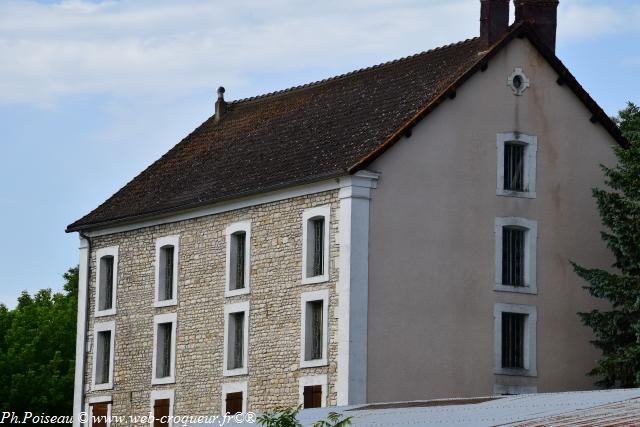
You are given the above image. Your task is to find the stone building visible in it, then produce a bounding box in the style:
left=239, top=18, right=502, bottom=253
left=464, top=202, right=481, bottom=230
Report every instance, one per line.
left=67, top=1, right=628, bottom=425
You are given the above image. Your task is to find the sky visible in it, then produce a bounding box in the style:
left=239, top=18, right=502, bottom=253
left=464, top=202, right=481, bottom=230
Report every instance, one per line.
left=0, top=0, right=639, bottom=307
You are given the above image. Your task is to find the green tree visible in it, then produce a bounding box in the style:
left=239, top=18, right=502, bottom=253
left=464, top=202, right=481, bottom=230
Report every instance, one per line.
left=0, top=267, right=78, bottom=414
left=573, top=102, right=640, bottom=388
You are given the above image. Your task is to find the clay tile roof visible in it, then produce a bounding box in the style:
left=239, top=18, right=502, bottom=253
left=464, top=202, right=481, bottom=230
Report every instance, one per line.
left=66, top=23, right=627, bottom=232
left=67, top=37, right=486, bottom=231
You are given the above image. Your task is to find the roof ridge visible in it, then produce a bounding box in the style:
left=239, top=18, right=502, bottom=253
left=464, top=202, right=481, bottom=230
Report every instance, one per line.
left=230, top=37, right=479, bottom=105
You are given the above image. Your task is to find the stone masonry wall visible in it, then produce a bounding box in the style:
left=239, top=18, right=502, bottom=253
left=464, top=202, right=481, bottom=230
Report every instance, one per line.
left=83, top=190, right=340, bottom=419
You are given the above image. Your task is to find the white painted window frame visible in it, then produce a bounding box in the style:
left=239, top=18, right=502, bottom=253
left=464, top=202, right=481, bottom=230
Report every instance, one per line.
left=154, top=235, right=180, bottom=308
left=152, top=312, right=177, bottom=385
left=223, top=301, right=250, bottom=377
left=301, top=205, right=331, bottom=285
left=225, top=221, right=251, bottom=298
left=95, top=246, right=118, bottom=317
left=494, top=217, right=538, bottom=294
left=496, top=132, right=537, bottom=199
left=300, top=289, right=329, bottom=368
left=298, top=374, right=328, bottom=408
left=221, top=381, right=248, bottom=415
left=92, top=320, right=116, bottom=391
left=494, top=303, right=537, bottom=377
left=86, top=395, right=112, bottom=427
left=150, top=389, right=175, bottom=427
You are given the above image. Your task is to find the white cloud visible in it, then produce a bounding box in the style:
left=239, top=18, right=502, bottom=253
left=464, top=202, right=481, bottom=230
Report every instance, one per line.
left=0, top=0, right=477, bottom=106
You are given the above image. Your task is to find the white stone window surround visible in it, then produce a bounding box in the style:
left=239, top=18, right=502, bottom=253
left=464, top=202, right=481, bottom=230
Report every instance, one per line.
left=154, top=235, right=180, bottom=308
left=300, top=289, right=329, bottom=368
left=92, top=320, right=116, bottom=391
left=223, top=301, right=250, bottom=377
left=298, top=374, right=328, bottom=407
left=86, top=395, right=112, bottom=427
left=225, top=221, right=251, bottom=298
left=150, top=389, right=175, bottom=427
left=494, top=217, right=538, bottom=295
left=95, top=246, right=118, bottom=317
left=152, top=312, right=177, bottom=385
left=301, top=205, right=331, bottom=285
left=496, top=132, right=537, bottom=199
left=221, top=381, right=248, bottom=415
left=494, top=303, right=537, bottom=377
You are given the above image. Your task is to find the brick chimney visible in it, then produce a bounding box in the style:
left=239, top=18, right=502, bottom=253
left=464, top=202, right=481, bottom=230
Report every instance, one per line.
left=514, top=0, right=559, bottom=52
left=480, top=0, right=510, bottom=49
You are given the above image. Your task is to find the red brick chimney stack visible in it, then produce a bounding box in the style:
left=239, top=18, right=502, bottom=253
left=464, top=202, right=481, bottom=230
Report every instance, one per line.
left=480, top=0, right=510, bottom=49
left=514, top=0, right=560, bottom=52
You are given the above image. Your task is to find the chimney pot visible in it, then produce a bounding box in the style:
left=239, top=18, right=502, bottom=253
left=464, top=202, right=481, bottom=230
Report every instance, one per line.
left=514, top=0, right=559, bottom=52
left=215, top=86, right=227, bottom=122
left=480, top=0, right=510, bottom=49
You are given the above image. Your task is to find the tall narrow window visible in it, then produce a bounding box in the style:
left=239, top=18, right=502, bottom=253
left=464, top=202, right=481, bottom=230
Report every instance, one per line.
left=504, top=142, right=524, bottom=191
left=228, top=312, right=245, bottom=370
left=96, top=246, right=118, bottom=316
left=306, top=301, right=323, bottom=361
left=92, top=321, right=115, bottom=390
left=497, top=133, right=537, bottom=198
left=225, top=222, right=251, bottom=297
left=224, top=302, right=249, bottom=376
left=230, top=232, right=246, bottom=290
left=494, top=303, right=537, bottom=376
left=302, top=206, right=330, bottom=284
left=501, top=312, right=525, bottom=369
left=301, top=290, right=328, bottom=368
left=159, top=246, right=174, bottom=300
left=502, top=227, right=525, bottom=287
left=152, top=313, right=176, bottom=384
left=155, top=236, right=179, bottom=307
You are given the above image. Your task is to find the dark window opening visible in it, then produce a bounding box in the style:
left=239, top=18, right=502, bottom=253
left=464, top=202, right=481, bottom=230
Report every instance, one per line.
left=501, top=312, right=526, bottom=369
left=306, top=217, right=325, bottom=277
left=303, top=385, right=323, bottom=408
left=504, top=143, right=525, bottom=191
left=156, top=323, right=172, bottom=378
left=225, top=392, right=243, bottom=414
left=230, top=232, right=246, bottom=290
left=91, top=402, right=109, bottom=427
left=228, top=312, right=245, bottom=370
left=95, top=330, right=111, bottom=385
left=159, top=245, right=174, bottom=301
left=98, top=256, right=114, bottom=311
left=305, top=300, right=323, bottom=361
left=502, top=227, right=525, bottom=287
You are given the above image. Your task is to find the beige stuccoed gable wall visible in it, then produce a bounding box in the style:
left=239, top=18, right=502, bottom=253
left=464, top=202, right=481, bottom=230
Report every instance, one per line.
left=366, top=37, right=617, bottom=402
left=84, top=190, right=340, bottom=416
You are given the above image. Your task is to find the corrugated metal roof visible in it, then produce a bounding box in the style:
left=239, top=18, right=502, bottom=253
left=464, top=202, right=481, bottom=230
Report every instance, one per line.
left=195, top=389, right=640, bottom=427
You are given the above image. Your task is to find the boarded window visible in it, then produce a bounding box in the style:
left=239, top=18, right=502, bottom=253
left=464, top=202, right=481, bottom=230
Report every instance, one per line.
left=230, top=232, right=246, bottom=290
left=228, top=312, right=245, bottom=370
left=98, top=256, right=114, bottom=311
left=153, top=399, right=170, bottom=427
left=95, top=330, right=111, bottom=385
left=225, top=391, right=243, bottom=414
left=504, top=143, right=524, bottom=191
left=502, top=227, right=525, bottom=287
left=156, top=323, right=172, bottom=378
left=91, top=402, right=109, bottom=427
left=159, top=246, right=174, bottom=301
left=303, top=385, right=322, bottom=408
left=501, top=312, right=526, bottom=369
left=305, top=300, right=323, bottom=361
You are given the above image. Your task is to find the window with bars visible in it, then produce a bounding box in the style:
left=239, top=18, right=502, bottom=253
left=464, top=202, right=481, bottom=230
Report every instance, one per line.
left=230, top=232, right=246, bottom=290
left=98, top=256, right=114, bottom=311
left=158, top=246, right=174, bottom=301
left=156, top=323, right=173, bottom=378
left=225, top=392, right=243, bottom=414
left=504, top=142, right=525, bottom=191
left=311, top=218, right=324, bottom=277
left=303, top=385, right=323, bottom=408
left=228, top=312, right=245, bottom=370
left=501, top=312, right=526, bottom=369
left=305, top=300, right=323, bottom=361
left=502, top=227, right=525, bottom=287
left=95, top=330, right=111, bottom=385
